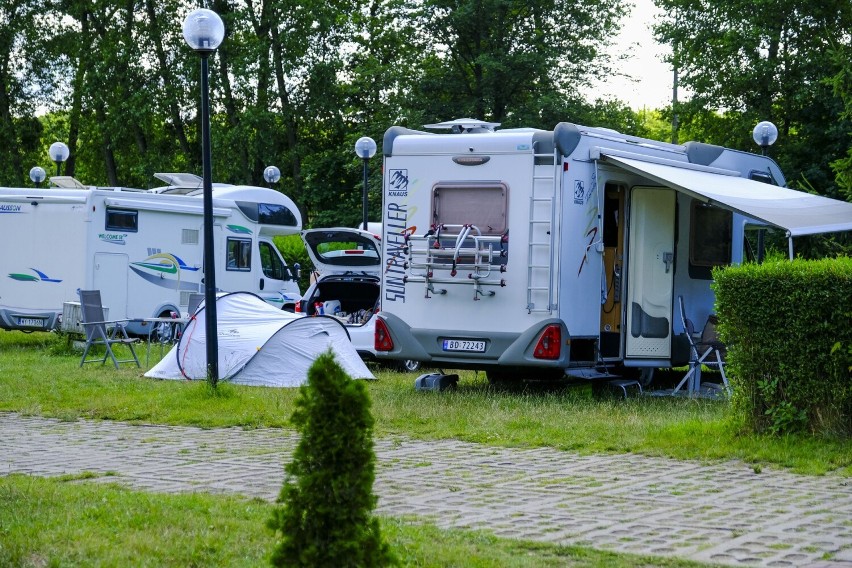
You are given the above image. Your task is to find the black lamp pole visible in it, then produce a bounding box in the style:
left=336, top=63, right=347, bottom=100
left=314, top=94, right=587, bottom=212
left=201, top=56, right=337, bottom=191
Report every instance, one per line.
left=199, top=50, right=219, bottom=385
left=184, top=8, right=224, bottom=386
left=361, top=157, right=369, bottom=231
left=354, top=136, right=376, bottom=230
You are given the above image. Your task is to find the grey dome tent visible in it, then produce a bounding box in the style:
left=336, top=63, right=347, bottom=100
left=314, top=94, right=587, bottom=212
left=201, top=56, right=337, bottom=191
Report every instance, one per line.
left=145, top=291, right=374, bottom=387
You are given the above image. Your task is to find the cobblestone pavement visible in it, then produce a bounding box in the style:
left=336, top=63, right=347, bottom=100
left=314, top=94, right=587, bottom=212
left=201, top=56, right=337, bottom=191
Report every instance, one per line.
left=2, top=412, right=850, bottom=567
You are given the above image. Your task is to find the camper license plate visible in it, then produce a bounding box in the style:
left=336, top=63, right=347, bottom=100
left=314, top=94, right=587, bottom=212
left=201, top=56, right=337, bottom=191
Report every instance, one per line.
left=17, top=317, right=45, bottom=328
left=442, top=339, right=486, bottom=353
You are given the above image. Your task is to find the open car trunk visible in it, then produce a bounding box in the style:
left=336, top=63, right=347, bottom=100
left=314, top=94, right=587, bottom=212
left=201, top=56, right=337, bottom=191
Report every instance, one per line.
left=300, top=276, right=379, bottom=325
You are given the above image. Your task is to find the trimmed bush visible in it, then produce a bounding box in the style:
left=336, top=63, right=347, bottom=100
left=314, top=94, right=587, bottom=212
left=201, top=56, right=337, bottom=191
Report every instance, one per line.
left=713, top=257, right=852, bottom=437
left=268, top=350, right=394, bottom=567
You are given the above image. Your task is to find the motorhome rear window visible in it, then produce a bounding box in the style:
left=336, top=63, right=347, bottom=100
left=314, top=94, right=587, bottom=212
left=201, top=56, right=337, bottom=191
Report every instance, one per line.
left=236, top=201, right=298, bottom=227
left=105, top=208, right=138, bottom=232
left=689, top=202, right=732, bottom=278
left=432, top=183, right=507, bottom=235
left=226, top=238, right=252, bottom=271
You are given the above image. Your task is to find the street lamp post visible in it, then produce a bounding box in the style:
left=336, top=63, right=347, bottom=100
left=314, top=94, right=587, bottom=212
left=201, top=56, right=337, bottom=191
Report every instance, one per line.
left=752, top=121, right=778, bottom=156
left=29, top=166, right=46, bottom=188
left=183, top=8, right=225, bottom=385
left=48, top=142, right=69, bottom=177
left=354, top=136, right=376, bottom=231
left=752, top=120, right=779, bottom=262
left=263, top=165, right=281, bottom=188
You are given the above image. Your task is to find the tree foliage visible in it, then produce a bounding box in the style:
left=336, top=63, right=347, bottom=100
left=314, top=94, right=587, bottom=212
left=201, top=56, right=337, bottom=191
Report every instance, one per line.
left=412, top=0, right=627, bottom=126
left=1, top=0, right=850, bottom=236
left=654, top=0, right=852, bottom=199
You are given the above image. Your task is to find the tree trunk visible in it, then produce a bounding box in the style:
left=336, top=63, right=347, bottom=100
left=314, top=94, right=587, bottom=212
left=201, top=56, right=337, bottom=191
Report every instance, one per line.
left=65, top=4, right=91, bottom=179
left=212, top=0, right=250, bottom=182
left=271, top=23, right=306, bottom=221
left=144, top=0, right=193, bottom=163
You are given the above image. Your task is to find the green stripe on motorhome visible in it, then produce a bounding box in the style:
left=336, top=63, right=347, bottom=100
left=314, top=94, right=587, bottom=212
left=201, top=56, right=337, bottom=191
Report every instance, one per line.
left=227, top=224, right=252, bottom=234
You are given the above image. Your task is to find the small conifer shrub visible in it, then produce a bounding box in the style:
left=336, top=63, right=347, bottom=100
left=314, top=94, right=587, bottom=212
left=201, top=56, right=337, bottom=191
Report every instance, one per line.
left=268, top=350, right=394, bottom=567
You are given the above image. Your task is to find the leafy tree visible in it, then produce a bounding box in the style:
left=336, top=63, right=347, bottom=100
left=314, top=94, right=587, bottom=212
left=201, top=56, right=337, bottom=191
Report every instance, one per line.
left=268, top=351, right=393, bottom=567
left=411, top=0, right=628, bottom=126
left=828, top=40, right=852, bottom=203
left=653, top=0, right=852, bottom=201
left=0, top=0, right=49, bottom=185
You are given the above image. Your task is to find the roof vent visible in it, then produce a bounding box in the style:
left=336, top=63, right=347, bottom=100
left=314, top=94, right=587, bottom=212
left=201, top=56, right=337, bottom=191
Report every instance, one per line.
left=424, top=118, right=500, bottom=134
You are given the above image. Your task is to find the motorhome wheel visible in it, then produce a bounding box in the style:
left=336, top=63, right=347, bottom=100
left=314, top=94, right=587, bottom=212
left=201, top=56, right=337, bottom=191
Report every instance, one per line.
left=397, top=359, right=421, bottom=373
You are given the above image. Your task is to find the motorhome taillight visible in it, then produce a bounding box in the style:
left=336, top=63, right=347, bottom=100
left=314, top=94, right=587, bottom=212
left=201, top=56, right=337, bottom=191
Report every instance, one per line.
left=533, top=324, right=561, bottom=360
left=375, top=318, right=394, bottom=352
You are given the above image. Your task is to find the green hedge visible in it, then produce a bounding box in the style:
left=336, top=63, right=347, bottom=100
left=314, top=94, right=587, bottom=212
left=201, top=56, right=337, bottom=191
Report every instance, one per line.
left=712, top=258, right=852, bottom=437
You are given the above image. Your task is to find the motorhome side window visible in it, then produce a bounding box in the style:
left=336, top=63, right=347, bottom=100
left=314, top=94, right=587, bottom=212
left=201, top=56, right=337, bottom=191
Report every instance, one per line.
left=259, top=241, right=286, bottom=280
left=105, top=208, right=138, bottom=232
left=689, top=202, right=732, bottom=279
left=235, top=201, right=298, bottom=227
left=226, top=238, right=252, bottom=271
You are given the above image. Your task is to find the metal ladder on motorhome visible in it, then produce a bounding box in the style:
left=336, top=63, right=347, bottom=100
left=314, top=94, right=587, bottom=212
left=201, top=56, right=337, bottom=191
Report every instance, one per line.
left=526, top=149, right=560, bottom=313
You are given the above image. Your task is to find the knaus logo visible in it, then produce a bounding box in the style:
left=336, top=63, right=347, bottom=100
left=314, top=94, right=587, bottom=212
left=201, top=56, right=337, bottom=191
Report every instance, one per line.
left=99, top=233, right=128, bottom=245
left=0, top=204, right=23, bottom=213
left=388, top=169, right=409, bottom=197
left=573, top=180, right=585, bottom=205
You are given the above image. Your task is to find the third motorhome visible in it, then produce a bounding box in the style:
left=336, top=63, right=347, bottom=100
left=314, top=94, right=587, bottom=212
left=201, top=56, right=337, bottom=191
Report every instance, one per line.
left=0, top=175, right=302, bottom=335
left=374, top=119, right=852, bottom=384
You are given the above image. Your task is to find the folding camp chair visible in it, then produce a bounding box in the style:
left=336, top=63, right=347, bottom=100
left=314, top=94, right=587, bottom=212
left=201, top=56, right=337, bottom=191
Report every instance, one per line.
left=187, top=293, right=204, bottom=317
left=672, top=296, right=730, bottom=397
left=78, top=290, right=140, bottom=369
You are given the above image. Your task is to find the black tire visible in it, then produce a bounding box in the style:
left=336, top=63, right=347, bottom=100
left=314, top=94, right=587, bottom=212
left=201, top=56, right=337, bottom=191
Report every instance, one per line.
left=638, top=368, right=655, bottom=387
left=486, top=369, right=513, bottom=384
left=485, top=367, right=565, bottom=384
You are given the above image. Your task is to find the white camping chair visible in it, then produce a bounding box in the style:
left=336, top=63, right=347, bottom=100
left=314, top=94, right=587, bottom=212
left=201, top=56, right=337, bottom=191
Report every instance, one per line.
left=673, top=296, right=729, bottom=397
left=187, top=293, right=204, bottom=317
left=78, top=289, right=140, bottom=369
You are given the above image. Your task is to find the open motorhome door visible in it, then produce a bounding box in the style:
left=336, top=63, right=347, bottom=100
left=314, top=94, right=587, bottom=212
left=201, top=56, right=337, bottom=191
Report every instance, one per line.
left=625, top=187, right=676, bottom=360
left=598, top=153, right=852, bottom=237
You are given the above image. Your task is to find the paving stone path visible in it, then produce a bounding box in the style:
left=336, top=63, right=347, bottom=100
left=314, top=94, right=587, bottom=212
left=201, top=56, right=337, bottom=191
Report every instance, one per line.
left=2, top=412, right=850, bottom=567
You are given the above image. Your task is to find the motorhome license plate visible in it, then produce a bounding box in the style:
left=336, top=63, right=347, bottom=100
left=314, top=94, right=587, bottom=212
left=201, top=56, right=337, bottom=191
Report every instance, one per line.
left=17, top=317, right=45, bottom=328
left=442, top=339, right=486, bottom=352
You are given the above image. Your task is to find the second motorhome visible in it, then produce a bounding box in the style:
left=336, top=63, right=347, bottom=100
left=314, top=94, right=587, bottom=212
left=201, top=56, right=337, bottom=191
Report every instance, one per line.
left=0, top=176, right=302, bottom=335
left=374, top=119, right=852, bottom=384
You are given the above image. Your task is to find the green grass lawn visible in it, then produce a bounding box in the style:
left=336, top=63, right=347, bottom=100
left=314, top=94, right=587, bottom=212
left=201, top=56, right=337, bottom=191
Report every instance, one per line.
left=1, top=330, right=848, bottom=567
left=1, top=331, right=848, bottom=476
left=0, top=474, right=710, bottom=568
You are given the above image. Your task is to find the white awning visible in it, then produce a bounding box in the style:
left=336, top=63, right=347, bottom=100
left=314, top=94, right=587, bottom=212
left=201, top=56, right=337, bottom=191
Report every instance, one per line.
left=599, top=154, right=852, bottom=237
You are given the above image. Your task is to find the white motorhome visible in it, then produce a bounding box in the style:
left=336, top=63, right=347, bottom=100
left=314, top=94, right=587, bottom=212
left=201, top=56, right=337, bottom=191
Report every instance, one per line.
left=375, top=119, right=852, bottom=383
left=0, top=177, right=302, bottom=335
